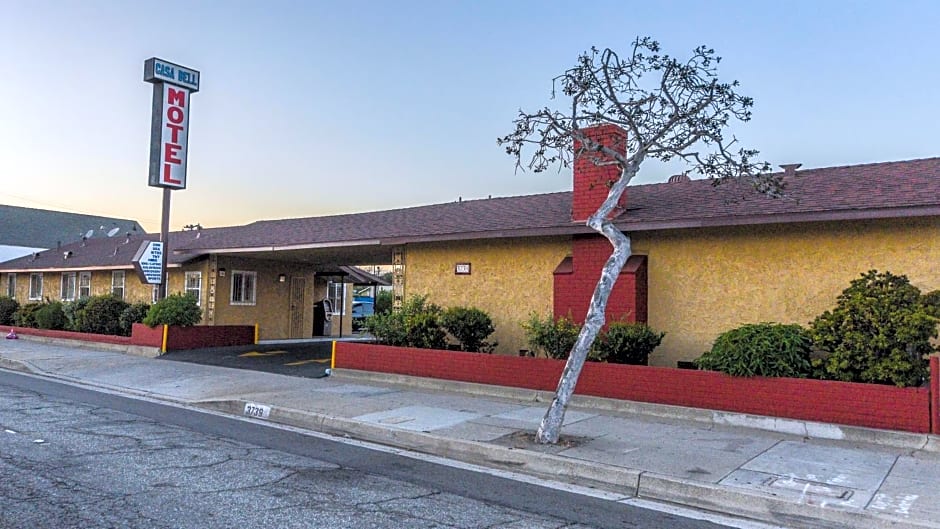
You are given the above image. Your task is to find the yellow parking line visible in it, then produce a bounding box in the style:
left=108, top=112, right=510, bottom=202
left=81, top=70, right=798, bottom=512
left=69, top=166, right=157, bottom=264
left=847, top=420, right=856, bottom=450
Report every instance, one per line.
left=284, top=358, right=331, bottom=366
left=239, top=350, right=290, bottom=357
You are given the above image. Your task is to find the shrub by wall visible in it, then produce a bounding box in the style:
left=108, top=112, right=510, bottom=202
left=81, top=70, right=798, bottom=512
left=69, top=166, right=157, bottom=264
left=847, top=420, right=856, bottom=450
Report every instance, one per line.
left=143, top=294, right=201, bottom=328
left=523, top=313, right=580, bottom=359
left=34, top=301, right=67, bottom=331
left=120, top=302, right=152, bottom=336
left=696, top=323, right=813, bottom=378
left=440, top=306, right=496, bottom=352
left=77, top=295, right=129, bottom=336
left=364, top=295, right=446, bottom=350
left=13, top=302, right=43, bottom=328
left=592, top=322, right=665, bottom=365
left=810, top=270, right=937, bottom=387
left=0, top=296, right=19, bottom=326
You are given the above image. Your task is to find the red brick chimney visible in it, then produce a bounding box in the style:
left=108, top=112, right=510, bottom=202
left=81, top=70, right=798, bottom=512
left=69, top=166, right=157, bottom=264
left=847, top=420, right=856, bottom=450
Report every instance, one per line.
left=572, top=124, right=628, bottom=222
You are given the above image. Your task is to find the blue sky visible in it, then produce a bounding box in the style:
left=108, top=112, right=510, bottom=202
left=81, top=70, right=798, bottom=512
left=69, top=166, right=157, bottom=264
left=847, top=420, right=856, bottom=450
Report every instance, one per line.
left=2, top=1, right=939, bottom=232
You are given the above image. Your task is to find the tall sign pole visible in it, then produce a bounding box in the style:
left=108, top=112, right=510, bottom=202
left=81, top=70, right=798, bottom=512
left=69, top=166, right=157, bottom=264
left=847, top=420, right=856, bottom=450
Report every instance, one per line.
left=143, top=58, right=200, bottom=299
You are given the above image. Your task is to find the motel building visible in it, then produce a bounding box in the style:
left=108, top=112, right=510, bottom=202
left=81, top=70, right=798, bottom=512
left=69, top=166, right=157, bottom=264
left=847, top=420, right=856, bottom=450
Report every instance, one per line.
left=2, top=125, right=940, bottom=367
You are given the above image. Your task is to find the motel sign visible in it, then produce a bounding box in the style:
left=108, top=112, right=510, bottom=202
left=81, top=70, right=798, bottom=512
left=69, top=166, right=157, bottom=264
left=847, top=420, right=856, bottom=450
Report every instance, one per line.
left=145, top=58, right=200, bottom=189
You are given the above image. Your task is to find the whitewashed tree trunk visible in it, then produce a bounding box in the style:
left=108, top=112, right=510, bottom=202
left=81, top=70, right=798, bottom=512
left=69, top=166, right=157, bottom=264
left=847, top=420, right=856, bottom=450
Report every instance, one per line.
left=536, top=163, right=636, bottom=444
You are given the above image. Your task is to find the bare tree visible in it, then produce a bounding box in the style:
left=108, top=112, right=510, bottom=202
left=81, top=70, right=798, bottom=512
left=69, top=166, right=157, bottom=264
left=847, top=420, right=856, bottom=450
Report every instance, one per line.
left=498, top=37, right=779, bottom=444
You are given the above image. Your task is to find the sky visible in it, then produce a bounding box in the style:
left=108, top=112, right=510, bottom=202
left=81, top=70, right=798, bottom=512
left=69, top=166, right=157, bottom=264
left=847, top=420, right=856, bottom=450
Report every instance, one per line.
left=2, top=1, right=939, bottom=233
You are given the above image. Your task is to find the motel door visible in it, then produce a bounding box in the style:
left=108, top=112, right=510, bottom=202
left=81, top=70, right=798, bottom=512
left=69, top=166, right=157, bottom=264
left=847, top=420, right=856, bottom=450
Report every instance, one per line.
left=289, top=277, right=306, bottom=339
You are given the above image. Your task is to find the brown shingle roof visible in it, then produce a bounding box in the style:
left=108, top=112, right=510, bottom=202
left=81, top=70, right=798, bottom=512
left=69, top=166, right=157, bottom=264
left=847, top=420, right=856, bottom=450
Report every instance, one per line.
left=618, top=157, right=940, bottom=229
left=174, top=191, right=577, bottom=252
left=175, top=156, right=940, bottom=252
left=2, top=156, right=939, bottom=271
left=0, top=231, right=207, bottom=272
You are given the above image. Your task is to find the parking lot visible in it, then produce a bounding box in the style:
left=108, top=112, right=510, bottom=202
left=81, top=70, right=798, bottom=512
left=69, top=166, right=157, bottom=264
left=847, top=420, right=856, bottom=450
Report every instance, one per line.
left=159, top=341, right=342, bottom=379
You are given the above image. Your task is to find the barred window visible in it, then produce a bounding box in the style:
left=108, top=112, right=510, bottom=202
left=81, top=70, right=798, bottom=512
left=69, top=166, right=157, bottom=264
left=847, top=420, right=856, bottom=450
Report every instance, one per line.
left=230, top=271, right=256, bottom=305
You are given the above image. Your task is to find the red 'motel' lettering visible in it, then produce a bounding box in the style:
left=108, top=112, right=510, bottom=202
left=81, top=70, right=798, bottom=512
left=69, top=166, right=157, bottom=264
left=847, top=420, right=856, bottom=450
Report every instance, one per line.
left=165, top=123, right=183, bottom=143
left=162, top=163, right=182, bottom=185
left=160, top=86, right=188, bottom=187
left=167, top=107, right=184, bottom=124
left=167, top=87, right=187, bottom=108
left=164, top=143, right=182, bottom=164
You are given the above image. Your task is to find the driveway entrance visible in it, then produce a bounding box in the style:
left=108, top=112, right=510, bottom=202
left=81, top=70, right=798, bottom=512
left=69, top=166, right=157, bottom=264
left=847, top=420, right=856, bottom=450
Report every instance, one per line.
left=159, top=339, right=350, bottom=379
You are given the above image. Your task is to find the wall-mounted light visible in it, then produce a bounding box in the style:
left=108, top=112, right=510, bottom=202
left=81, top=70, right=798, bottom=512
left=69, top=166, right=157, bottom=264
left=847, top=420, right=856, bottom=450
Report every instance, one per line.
left=218, top=268, right=226, bottom=277
left=278, top=274, right=287, bottom=283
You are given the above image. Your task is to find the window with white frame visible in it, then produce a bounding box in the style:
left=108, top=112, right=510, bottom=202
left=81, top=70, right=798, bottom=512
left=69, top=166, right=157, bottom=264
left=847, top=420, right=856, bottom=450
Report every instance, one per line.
left=327, top=281, right=347, bottom=315
left=230, top=271, right=256, bottom=305
left=61, top=272, right=77, bottom=301
left=185, top=271, right=202, bottom=306
left=111, top=271, right=125, bottom=299
left=29, top=273, right=43, bottom=301
left=152, top=285, right=160, bottom=304
left=6, top=273, right=15, bottom=299
left=78, top=272, right=91, bottom=298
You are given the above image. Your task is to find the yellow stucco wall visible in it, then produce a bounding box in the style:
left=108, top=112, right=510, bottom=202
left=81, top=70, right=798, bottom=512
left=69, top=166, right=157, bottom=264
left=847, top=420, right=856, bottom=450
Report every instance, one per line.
left=633, top=217, right=940, bottom=366
left=211, top=256, right=317, bottom=340
left=405, top=236, right=571, bottom=355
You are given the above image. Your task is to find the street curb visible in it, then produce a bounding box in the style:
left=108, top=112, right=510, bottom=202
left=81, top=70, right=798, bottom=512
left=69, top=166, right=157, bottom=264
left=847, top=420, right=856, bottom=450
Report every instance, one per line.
left=198, top=398, right=641, bottom=495
left=637, top=473, right=938, bottom=529
left=198, top=397, right=939, bottom=529
left=332, top=369, right=937, bottom=453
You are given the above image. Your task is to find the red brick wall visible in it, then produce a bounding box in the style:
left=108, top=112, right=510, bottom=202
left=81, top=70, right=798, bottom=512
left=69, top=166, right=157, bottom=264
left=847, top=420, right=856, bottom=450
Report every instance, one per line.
left=130, top=323, right=164, bottom=347
left=335, top=342, right=933, bottom=433
left=932, top=356, right=939, bottom=434
left=164, top=325, right=255, bottom=351
left=572, top=124, right=628, bottom=222
left=0, top=323, right=253, bottom=351
left=554, top=236, right=647, bottom=324
left=1, top=324, right=135, bottom=346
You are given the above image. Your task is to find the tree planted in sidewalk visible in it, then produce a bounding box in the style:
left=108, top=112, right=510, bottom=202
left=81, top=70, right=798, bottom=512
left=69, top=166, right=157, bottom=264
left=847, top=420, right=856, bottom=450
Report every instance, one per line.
left=499, top=37, right=777, bottom=443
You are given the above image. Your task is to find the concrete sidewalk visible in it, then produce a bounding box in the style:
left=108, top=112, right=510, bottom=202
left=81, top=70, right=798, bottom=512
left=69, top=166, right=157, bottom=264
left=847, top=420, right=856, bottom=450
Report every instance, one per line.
left=1, top=338, right=938, bottom=529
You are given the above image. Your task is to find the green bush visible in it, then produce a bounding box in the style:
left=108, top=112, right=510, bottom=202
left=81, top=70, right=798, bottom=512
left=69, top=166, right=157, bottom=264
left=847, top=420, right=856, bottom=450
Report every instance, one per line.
left=810, top=270, right=936, bottom=387
left=13, top=302, right=43, bottom=328
left=119, top=302, right=153, bottom=336
left=592, top=322, right=665, bottom=365
left=63, top=298, right=90, bottom=331
left=440, top=306, right=496, bottom=352
left=696, top=323, right=813, bottom=378
left=77, top=295, right=130, bottom=335
left=143, top=294, right=202, bottom=327
left=523, top=313, right=581, bottom=359
left=0, top=296, right=19, bottom=326
left=374, top=289, right=393, bottom=315
left=34, top=301, right=67, bottom=331
left=363, top=295, right=446, bottom=349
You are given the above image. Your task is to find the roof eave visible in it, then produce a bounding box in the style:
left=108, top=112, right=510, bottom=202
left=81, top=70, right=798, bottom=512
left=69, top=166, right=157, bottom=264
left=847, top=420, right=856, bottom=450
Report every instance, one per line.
left=613, top=205, right=940, bottom=232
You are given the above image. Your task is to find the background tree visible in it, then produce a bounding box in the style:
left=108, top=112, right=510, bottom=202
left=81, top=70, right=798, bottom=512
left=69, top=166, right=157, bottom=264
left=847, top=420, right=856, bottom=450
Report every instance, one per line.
left=499, top=37, right=777, bottom=444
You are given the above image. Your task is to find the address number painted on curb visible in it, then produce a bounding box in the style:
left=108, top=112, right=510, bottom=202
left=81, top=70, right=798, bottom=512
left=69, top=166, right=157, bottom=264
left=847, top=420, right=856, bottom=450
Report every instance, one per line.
left=244, top=403, right=271, bottom=419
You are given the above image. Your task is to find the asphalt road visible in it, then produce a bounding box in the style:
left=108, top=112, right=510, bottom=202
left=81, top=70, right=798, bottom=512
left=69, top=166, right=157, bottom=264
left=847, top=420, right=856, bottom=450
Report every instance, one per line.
left=159, top=341, right=335, bottom=378
left=0, top=369, right=743, bottom=529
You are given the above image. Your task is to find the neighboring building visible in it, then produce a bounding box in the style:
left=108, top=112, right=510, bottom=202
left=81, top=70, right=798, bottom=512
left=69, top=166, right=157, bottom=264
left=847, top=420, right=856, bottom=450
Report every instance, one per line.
left=2, top=125, right=938, bottom=365
left=0, top=204, right=144, bottom=262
